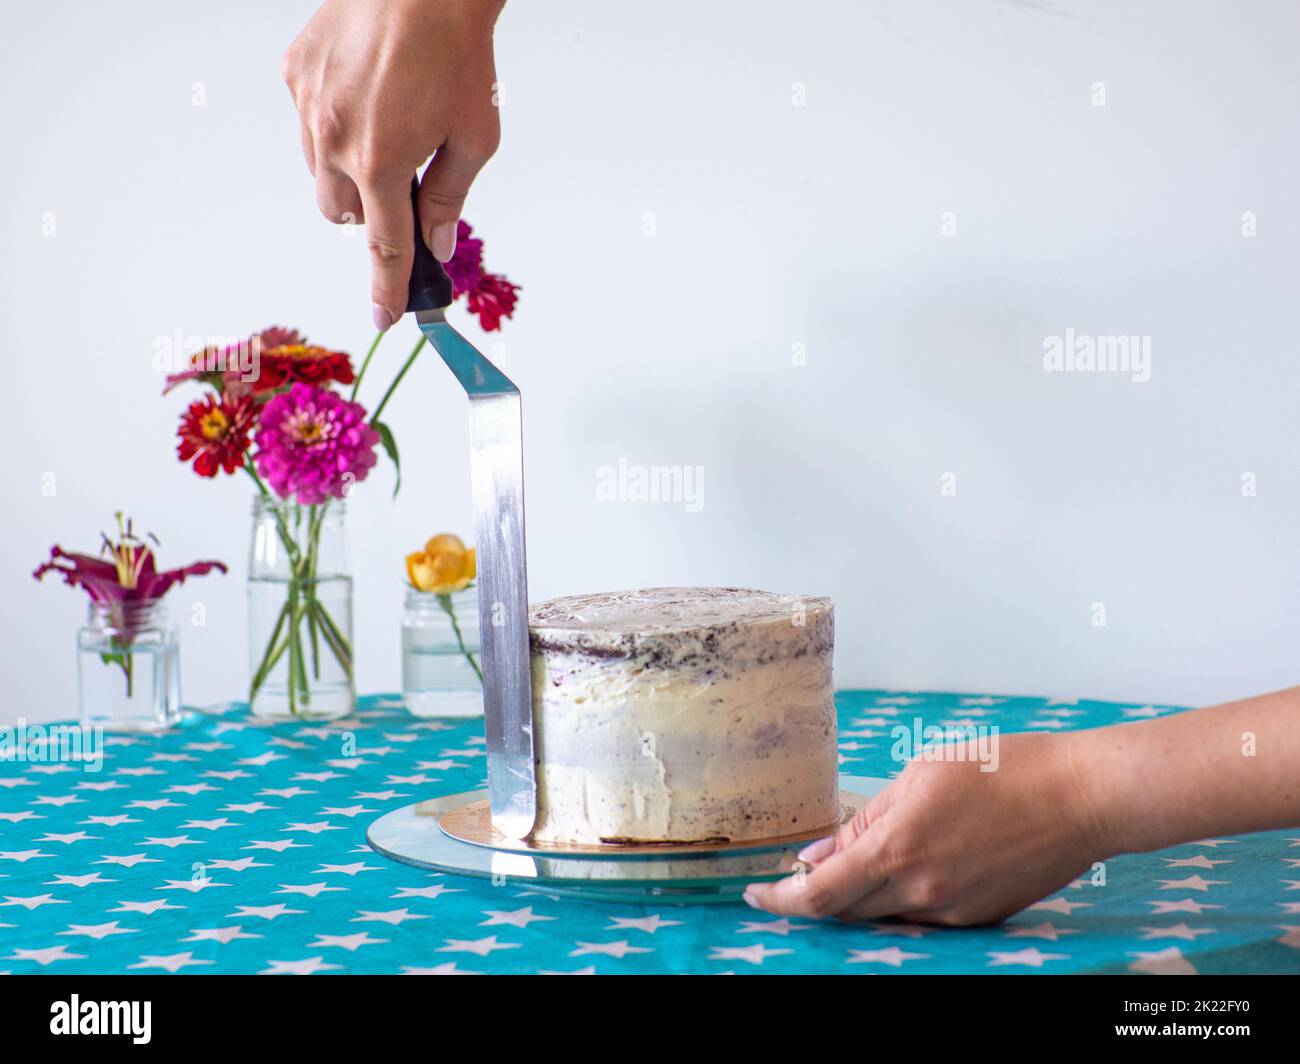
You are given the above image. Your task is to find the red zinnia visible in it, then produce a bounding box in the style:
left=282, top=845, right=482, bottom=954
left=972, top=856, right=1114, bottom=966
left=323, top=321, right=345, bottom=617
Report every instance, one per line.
left=466, top=272, right=520, bottom=332
left=177, top=392, right=256, bottom=477
left=250, top=341, right=356, bottom=393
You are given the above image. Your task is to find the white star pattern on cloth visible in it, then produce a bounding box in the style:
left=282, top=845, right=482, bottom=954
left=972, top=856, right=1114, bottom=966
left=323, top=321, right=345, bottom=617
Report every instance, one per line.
left=228, top=904, right=305, bottom=920
left=1003, top=922, right=1082, bottom=942
left=737, top=918, right=811, bottom=936
left=244, top=840, right=306, bottom=852
left=607, top=914, right=683, bottom=934
left=312, top=932, right=390, bottom=951
left=3, top=691, right=1297, bottom=975
left=438, top=935, right=522, bottom=956
left=352, top=908, right=427, bottom=926
left=1137, top=923, right=1217, bottom=941
left=318, top=806, right=376, bottom=819
left=7, top=944, right=85, bottom=965
left=1163, top=855, right=1232, bottom=869
left=82, top=814, right=139, bottom=827
left=847, top=947, right=930, bottom=966
left=282, top=821, right=342, bottom=835
left=38, top=827, right=95, bottom=842
left=392, top=884, right=461, bottom=900
left=111, top=899, right=183, bottom=914
left=1122, top=706, right=1165, bottom=718
left=38, top=827, right=98, bottom=848
left=259, top=956, right=343, bottom=975
left=1127, top=947, right=1198, bottom=975
left=47, top=873, right=116, bottom=888
left=1156, top=875, right=1228, bottom=892
left=59, top=921, right=138, bottom=939
left=707, top=944, right=791, bottom=965
left=986, top=948, right=1069, bottom=968
left=156, top=878, right=229, bottom=893
left=140, top=835, right=202, bottom=848
left=480, top=907, right=555, bottom=928
left=206, top=857, right=268, bottom=872
left=182, top=926, right=263, bottom=943
left=275, top=883, right=346, bottom=898
left=223, top=802, right=276, bottom=814
left=1276, top=927, right=1300, bottom=949
left=1146, top=898, right=1223, bottom=915
left=314, top=862, right=379, bottom=876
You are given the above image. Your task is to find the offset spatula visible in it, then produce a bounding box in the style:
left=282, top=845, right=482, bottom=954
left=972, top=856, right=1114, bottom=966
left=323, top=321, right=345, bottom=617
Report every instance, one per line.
left=405, top=181, right=536, bottom=840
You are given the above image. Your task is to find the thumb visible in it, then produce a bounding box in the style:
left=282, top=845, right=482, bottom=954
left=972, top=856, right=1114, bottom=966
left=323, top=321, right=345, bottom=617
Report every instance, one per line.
left=417, top=138, right=494, bottom=262
left=798, top=784, right=892, bottom=863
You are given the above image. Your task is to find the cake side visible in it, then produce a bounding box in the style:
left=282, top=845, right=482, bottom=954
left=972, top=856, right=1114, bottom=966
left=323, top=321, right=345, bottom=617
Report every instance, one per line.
left=528, top=587, right=838, bottom=845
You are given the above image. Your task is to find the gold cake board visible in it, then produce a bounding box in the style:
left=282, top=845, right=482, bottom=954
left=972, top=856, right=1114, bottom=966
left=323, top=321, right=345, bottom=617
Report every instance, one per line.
left=365, top=777, right=890, bottom=904
left=437, top=790, right=870, bottom=858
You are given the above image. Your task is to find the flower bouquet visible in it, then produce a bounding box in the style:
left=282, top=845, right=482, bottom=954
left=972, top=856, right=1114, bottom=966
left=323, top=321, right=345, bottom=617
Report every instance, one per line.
left=163, top=221, right=518, bottom=718
left=34, top=513, right=225, bottom=730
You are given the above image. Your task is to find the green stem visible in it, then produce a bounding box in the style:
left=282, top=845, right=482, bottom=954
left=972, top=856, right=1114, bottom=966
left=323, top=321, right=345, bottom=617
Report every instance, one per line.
left=437, top=591, right=482, bottom=683
left=370, top=336, right=426, bottom=424
left=350, top=330, right=386, bottom=403
left=249, top=602, right=291, bottom=700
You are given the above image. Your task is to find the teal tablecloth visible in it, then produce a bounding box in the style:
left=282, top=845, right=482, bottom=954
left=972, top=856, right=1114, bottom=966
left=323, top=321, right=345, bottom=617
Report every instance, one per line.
left=2, top=692, right=1297, bottom=974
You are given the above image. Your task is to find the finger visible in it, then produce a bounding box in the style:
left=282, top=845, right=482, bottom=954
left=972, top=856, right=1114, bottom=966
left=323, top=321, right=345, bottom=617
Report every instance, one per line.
left=316, top=167, right=363, bottom=225
left=417, top=136, right=496, bottom=262
left=357, top=175, right=415, bottom=332
left=744, top=837, right=889, bottom=919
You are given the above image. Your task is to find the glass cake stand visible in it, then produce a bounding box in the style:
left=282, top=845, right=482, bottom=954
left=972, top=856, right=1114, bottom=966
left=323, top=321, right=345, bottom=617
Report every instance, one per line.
left=366, top=775, right=889, bottom=905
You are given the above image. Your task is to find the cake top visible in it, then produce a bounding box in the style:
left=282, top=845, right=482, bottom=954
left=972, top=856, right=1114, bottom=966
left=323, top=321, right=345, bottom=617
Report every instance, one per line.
left=529, top=587, right=831, bottom=636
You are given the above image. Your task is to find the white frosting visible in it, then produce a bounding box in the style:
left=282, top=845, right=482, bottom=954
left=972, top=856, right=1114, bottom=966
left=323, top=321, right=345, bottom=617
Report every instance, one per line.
left=528, top=588, right=838, bottom=844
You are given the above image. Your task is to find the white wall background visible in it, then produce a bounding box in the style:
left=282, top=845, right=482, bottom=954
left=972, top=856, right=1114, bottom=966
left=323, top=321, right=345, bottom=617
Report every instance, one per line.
left=2, top=0, right=1297, bottom=724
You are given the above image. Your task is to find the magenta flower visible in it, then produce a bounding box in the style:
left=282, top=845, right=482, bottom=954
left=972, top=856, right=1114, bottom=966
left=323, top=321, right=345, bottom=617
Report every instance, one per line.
left=445, top=219, right=485, bottom=297
left=34, top=514, right=226, bottom=606
left=253, top=383, right=380, bottom=504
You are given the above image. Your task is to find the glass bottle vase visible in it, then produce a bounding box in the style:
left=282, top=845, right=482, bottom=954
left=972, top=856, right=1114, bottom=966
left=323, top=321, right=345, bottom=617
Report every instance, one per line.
left=402, top=587, right=484, bottom=718
left=77, top=600, right=181, bottom=732
left=247, top=495, right=354, bottom=720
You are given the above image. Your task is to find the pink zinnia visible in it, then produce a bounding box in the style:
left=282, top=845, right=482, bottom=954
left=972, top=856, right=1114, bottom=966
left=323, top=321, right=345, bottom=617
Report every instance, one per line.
left=253, top=383, right=380, bottom=505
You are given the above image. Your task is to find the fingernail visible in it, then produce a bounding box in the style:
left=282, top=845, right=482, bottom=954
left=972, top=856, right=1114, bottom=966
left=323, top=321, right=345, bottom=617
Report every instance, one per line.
left=428, top=221, right=458, bottom=262
left=797, top=836, right=836, bottom=863
left=372, top=303, right=395, bottom=332
left=742, top=889, right=762, bottom=910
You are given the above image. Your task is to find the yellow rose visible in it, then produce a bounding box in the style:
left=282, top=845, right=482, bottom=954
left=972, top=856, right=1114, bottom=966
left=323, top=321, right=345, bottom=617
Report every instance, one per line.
left=406, top=533, right=477, bottom=594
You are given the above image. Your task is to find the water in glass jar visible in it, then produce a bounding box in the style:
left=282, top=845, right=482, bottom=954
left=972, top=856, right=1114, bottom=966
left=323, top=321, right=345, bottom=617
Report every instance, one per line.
left=248, top=575, right=354, bottom=719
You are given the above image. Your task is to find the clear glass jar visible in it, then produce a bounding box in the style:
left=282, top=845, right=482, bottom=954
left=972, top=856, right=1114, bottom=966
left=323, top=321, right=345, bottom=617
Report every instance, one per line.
left=247, top=495, right=354, bottom=720
left=77, top=600, right=181, bottom=731
left=402, top=587, right=484, bottom=717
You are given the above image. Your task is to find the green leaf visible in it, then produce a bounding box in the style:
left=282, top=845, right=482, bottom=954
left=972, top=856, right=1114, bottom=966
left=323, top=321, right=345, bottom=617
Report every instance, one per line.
left=373, top=420, right=401, bottom=498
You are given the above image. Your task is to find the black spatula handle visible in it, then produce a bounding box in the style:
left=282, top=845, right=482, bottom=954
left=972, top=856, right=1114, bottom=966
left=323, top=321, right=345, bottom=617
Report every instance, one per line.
left=406, top=177, right=455, bottom=313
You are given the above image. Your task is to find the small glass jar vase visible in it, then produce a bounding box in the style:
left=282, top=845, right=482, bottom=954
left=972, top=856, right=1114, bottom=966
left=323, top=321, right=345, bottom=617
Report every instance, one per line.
left=77, top=600, right=181, bottom=732
left=247, top=495, right=354, bottom=720
left=402, top=587, right=484, bottom=717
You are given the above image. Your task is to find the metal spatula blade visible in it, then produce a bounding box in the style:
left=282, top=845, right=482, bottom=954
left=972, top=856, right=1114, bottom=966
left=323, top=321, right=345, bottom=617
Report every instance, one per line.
left=404, top=180, right=536, bottom=839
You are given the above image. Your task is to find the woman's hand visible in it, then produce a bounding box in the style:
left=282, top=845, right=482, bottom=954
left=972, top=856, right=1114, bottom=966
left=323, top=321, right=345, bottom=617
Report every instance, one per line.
left=744, top=732, right=1111, bottom=925
left=282, top=0, right=506, bottom=331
